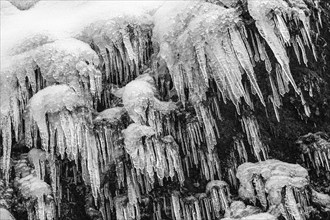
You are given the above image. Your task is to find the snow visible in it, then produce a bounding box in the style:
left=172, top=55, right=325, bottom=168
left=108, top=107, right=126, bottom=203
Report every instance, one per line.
left=1, top=0, right=163, bottom=59
left=0, top=208, right=16, bottom=220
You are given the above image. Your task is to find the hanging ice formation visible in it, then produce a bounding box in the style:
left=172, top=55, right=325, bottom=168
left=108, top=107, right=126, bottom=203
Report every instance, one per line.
left=227, top=134, right=248, bottom=188
left=237, top=160, right=311, bottom=220
left=24, top=85, right=100, bottom=202
left=167, top=181, right=231, bottom=220
left=14, top=152, right=55, bottom=220
left=0, top=37, right=101, bottom=185
left=241, top=116, right=268, bottom=161
left=206, top=180, right=231, bottom=217
left=248, top=0, right=319, bottom=119
left=153, top=1, right=264, bottom=153
left=94, top=106, right=128, bottom=173
left=27, top=148, right=47, bottom=180
left=296, top=132, right=330, bottom=174
left=0, top=0, right=157, bottom=186
left=123, top=123, right=184, bottom=185
left=112, top=72, right=177, bottom=131
left=0, top=0, right=325, bottom=219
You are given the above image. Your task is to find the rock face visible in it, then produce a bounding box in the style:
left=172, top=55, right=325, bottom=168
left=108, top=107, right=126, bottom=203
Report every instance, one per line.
left=0, top=0, right=329, bottom=219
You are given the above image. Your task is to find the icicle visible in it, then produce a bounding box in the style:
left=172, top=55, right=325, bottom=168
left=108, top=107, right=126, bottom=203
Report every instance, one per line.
left=195, top=41, right=209, bottom=86
left=163, top=136, right=185, bottom=184
left=253, top=175, right=268, bottom=210
left=237, top=159, right=310, bottom=219
left=229, top=26, right=265, bottom=105
left=296, top=35, right=308, bottom=66
left=241, top=116, right=268, bottom=161
left=206, top=180, right=230, bottom=217
left=1, top=116, right=12, bottom=184
left=248, top=0, right=298, bottom=92
left=171, top=191, right=181, bottom=220
left=274, top=11, right=290, bottom=44
left=285, top=186, right=303, bottom=220
left=195, top=104, right=217, bottom=153
left=291, top=36, right=302, bottom=64
left=27, top=148, right=47, bottom=180
left=123, top=123, right=155, bottom=169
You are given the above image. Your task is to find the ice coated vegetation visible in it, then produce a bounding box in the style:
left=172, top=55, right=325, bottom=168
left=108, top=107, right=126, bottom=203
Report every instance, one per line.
left=0, top=0, right=330, bottom=220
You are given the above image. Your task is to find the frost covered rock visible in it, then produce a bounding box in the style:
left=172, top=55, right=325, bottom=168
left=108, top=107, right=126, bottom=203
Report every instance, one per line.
left=122, top=123, right=155, bottom=170
left=14, top=154, right=55, bottom=220
left=311, top=189, right=330, bottom=212
left=25, top=85, right=101, bottom=202
left=113, top=73, right=176, bottom=124
left=114, top=194, right=140, bottom=220
left=25, top=84, right=88, bottom=148
left=223, top=200, right=261, bottom=219
left=94, top=107, right=126, bottom=124
left=237, top=159, right=310, bottom=219
left=222, top=213, right=276, bottom=220
left=153, top=1, right=269, bottom=152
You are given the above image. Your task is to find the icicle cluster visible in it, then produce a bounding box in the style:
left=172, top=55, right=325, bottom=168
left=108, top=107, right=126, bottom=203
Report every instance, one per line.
left=114, top=195, right=140, bottom=220
left=167, top=181, right=231, bottom=220
left=78, top=13, right=154, bottom=87
left=0, top=0, right=158, bottom=186
left=14, top=152, right=55, bottom=220
left=206, top=180, right=231, bottom=217
left=25, top=85, right=100, bottom=202
left=153, top=1, right=265, bottom=108
left=0, top=1, right=324, bottom=219
left=123, top=124, right=184, bottom=186
left=237, top=160, right=311, bottom=220
left=248, top=0, right=317, bottom=89
left=296, top=132, right=330, bottom=174
left=241, top=116, right=268, bottom=161
left=0, top=39, right=101, bottom=184
left=94, top=106, right=127, bottom=173
left=171, top=114, right=222, bottom=181
left=227, top=134, right=248, bottom=188
left=152, top=1, right=268, bottom=151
